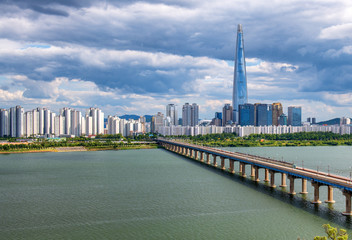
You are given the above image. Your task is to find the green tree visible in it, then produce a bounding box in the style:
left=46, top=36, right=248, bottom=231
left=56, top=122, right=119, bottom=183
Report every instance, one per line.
left=314, top=224, right=348, bottom=240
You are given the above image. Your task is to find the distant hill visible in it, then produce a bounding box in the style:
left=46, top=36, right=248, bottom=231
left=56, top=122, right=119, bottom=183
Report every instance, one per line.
left=119, top=114, right=153, bottom=122
left=317, top=118, right=340, bottom=125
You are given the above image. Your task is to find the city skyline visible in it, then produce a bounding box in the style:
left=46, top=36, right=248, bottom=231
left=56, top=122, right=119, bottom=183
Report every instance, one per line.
left=0, top=1, right=351, bottom=121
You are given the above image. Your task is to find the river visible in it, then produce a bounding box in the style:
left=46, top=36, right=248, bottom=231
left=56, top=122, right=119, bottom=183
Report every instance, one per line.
left=1, top=146, right=352, bottom=239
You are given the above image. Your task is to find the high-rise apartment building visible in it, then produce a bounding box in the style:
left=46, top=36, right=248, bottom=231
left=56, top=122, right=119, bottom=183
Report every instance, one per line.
left=151, top=112, right=165, bottom=133
left=239, top=103, right=255, bottom=126
left=0, top=109, right=10, bottom=137
left=182, top=103, right=191, bottom=126
left=272, top=103, right=283, bottom=126
left=287, top=106, right=302, bottom=126
left=233, top=24, right=248, bottom=123
left=191, top=103, right=199, bottom=126
left=182, top=103, right=199, bottom=126
left=166, top=104, right=178, bottom=126
left=222, top=104, right=233, bottom=126
left=86, top=108, right=104, bottom=135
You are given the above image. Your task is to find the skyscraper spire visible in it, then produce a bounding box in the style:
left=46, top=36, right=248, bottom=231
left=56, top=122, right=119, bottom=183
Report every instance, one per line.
left=233, top=24, right=248, bottom=123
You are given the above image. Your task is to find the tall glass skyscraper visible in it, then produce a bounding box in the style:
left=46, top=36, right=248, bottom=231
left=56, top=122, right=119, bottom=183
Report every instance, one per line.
left=288, top=106, right=302, bottom=126
left=239, top=103, right=255, bottom=126
left=233, top=24, right=248, bottom=123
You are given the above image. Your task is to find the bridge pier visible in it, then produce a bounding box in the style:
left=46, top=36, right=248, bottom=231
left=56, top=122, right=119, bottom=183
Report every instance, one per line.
left=311, top=182, right=322, bottom=204
left=240, top=163, right=246, bottom=177
left=254, top=166, right=260, bottom=182
left=325, top=186, right=335, bottom=203
left=206, top=153, right=210, bottom=164
left=200, top=152, right=204, bottom=162
left=212, top=155, right=217, bottom=167
left=342, top=191, right=352, bottom=216
left=251, top=165, right=255, bottom=177
left=194, top=150, right=198, bottom=160
left=264, top=169, right=269, bottom=182
left=270, top=170, right=276, bottom=188
left=280, top=173, right=287, bottom=188
left=220, top=157, right=225, bottom=170
left=229, top=159, right=235, bottom=173
left=288, top=175, right=296, bottom=195
left=300, top=179, right=308, bottom=194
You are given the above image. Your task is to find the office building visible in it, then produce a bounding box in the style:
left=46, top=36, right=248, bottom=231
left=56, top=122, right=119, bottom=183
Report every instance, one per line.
left=166, top=104, right=178, bottom=126
left=222, top=104, right=233, bottom=126
left=279, top=114, right=287, bottom=126
left=239, top=103, right=255, bottom=126
left=288, top=106, right=302, bottom=126
left=272, top=103, right=283, bottom=126
left=256, top=104, right=272, bottom=126
left=233, top=24, right=248, bottom=122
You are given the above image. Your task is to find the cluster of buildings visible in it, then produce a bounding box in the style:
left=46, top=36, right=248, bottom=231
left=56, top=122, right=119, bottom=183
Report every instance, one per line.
left=156, top=121, right=352, bottom=137
left=209, top=103, right=302, bottom=127
left=150, top=24, right=351, bottom=137
left=0, top=106, right=103, bottom=138
left=0, top=106, right=149, bottom=138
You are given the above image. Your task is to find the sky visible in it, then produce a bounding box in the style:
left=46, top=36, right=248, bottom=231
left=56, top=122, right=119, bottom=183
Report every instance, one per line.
left=0, top=0, right=351, bottom=121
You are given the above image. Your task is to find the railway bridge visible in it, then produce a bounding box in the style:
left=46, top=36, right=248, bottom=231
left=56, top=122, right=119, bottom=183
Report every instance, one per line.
left=158, top=139, right=352, bottom=216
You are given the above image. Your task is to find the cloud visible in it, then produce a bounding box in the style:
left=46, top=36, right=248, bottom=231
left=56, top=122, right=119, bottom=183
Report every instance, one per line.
left=319, top=23, right=352, bottom=40
left=0, top=0, right=351, bottom=121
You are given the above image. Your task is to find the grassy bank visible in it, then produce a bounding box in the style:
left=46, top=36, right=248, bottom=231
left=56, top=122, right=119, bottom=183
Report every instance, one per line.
left=0, top=143, right=159, bottom=154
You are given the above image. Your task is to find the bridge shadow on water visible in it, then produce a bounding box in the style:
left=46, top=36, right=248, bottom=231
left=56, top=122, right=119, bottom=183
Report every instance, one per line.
left=163, top=149, right=352, bottom=229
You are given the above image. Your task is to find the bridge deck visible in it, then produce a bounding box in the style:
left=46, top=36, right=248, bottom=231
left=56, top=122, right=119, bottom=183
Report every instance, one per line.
left=159, top=139, right=352, bottom=192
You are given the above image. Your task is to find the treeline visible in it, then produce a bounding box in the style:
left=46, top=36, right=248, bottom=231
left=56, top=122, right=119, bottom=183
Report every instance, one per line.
left=170, top=133, right=237, bottom=141
left=0, top=139, right=158, bottom=151
left=167, top=132, right=352, bottom=147
left=245, top=132, right=352, bottom=141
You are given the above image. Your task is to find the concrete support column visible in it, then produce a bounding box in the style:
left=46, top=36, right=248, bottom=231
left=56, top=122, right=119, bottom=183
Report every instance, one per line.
left=254, top=166, right=260, bottom=182
left=300, top=179, right=308, bottom=194
left=251, top=165, right=255, bottom=177
left=311, top=182, right=322, bottom=204
left=220, top=157, right=225, bottom=170
left=288, top=175, right=296, bottom=195
left=280, top=173, right=287, bottom=188
left=186, top=148, right=190, bottom=156
left=190, top=149, right=193, bottom=158
left=343, top=191, right=352, bottom=216
left=212, top=155, right=217, bottom=167
left=229, top=159, right=235, bottom=174
left=264, top=169, right=269, bottom=182
left=200, top=152, right=204, bottom=162
left=240, top=163, right=246, bottom=177
left=325, top=186, right=335, bottom=203
left=194, top=150, right=198, bottom=160
left=206, top=153, right=210, bottom=164
left=270, top=170, right=276, bottom=188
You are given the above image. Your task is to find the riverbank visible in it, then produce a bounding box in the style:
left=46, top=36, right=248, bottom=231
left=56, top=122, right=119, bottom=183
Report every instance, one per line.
left=189, top=139, right=352, bottom=147
left=0, top=144, right=159, bottom=154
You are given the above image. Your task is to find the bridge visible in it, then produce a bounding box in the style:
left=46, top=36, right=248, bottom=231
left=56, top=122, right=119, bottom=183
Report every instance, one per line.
left=158, top=139, right=352, bottom=216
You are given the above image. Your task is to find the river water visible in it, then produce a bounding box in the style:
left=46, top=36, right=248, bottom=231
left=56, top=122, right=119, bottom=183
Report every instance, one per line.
left=1, top=147, right=352, bottom=239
